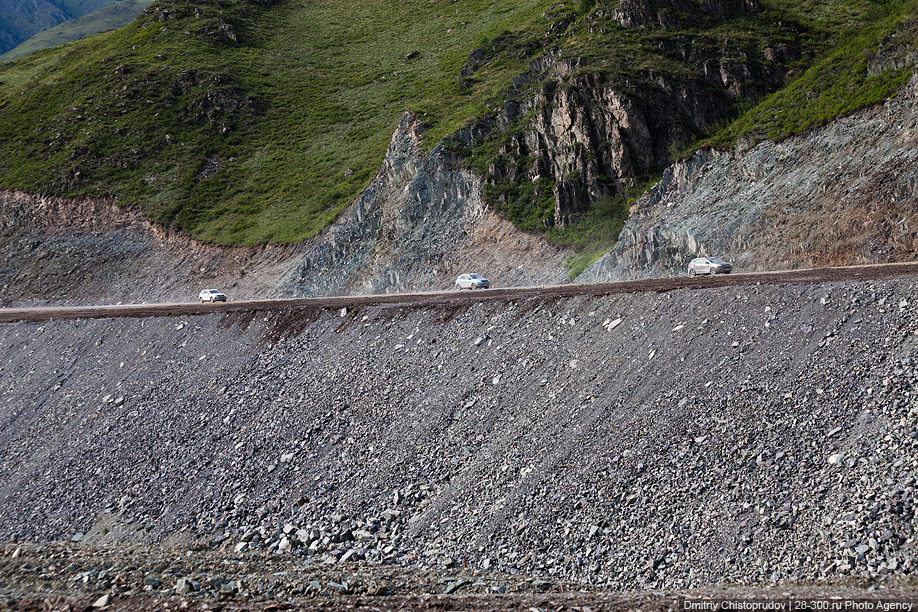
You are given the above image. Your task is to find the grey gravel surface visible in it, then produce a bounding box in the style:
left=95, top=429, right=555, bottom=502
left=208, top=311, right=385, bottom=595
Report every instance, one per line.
left=1, top=278, right=917, bottom=593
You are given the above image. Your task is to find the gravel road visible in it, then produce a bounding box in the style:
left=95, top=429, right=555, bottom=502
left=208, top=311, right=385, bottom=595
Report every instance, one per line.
left=2, top=262, right=917, bottom=322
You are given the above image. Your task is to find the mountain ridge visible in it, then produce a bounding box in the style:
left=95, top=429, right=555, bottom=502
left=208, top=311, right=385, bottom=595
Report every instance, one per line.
left=0, top=0, right=152, bottom=63
left=1, top=0, right=913, bottom=254
left=0, top=0, right=119, bottom=54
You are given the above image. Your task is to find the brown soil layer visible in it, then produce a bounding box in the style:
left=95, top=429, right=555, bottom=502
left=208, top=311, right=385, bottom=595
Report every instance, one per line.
left=1, top=543, right=916, bottom=611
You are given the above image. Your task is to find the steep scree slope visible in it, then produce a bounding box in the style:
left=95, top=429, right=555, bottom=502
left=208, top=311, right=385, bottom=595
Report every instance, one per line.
left=1, top=279, right=917, bottom=590
left=579, top=71, right=918, bottom=282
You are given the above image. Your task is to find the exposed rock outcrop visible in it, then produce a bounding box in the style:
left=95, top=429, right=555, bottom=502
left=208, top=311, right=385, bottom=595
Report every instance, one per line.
left=578, top=72, right=918, bottom=281
left=0, top=113, right=570, bottom=306
left=613, top=0, right=757, bottom=30
left=283, top=112, right=570, bottom=297
left=463, top=1, right=795, bottom=229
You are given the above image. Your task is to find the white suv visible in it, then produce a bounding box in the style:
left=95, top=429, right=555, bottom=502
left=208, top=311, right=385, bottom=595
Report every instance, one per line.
left=687, top=257, right=732, bottom=276
left=199, top=289, right=227, bottom=303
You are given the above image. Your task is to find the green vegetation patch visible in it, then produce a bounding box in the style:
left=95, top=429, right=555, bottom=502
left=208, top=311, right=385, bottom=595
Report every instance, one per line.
left=0, top=0, right=915, bottom=253
left=547, top=177, right=657, bottom=278
left=0, top=0, right=563, bottom=244
left=700, top=0, right=918, bottom=148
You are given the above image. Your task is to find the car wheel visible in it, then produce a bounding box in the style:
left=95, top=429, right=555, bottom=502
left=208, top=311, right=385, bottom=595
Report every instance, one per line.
left=710, top=267, right=717, bottom=276
left=689, top=269, right=696, bottom=277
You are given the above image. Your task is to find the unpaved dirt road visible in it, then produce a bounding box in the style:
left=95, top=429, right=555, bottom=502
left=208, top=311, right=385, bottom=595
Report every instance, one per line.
left=2, top=263, right=917, bottom=323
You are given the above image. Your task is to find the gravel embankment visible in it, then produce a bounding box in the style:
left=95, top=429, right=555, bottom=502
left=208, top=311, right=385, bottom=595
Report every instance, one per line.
left=1, top=278, right=917, bottom=595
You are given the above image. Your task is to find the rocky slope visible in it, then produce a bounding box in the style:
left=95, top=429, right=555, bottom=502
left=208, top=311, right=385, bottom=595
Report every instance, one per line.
left=0, top=189, right=304, bottom=307
left=578, top=69, right=918, bottom=282
left=1, top=276, right=917, bottom=592
left=459, top=0, right=799, bottom=229
left=282, top=113, right=570, bottom=297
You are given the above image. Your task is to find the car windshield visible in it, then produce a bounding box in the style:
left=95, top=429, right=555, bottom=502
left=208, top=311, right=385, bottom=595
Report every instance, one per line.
left=709, top=258, right=727, bottom=265
left=469, top=274, right=482, bottom=279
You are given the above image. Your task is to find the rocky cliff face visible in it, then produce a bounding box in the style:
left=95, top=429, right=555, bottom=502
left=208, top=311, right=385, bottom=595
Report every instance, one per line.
left=462, top=0, right=797, bottom=229
left=578, top=71, right=918, bottom=281
left=282, top=113, right=569, bottom=297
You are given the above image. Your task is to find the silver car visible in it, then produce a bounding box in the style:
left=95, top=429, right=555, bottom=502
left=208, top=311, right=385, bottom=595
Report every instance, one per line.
left=455, top=273, right=491, bottom=290
left=687, top=257, right=732, bottom=276
left=199, top=289, right=227, bottom=302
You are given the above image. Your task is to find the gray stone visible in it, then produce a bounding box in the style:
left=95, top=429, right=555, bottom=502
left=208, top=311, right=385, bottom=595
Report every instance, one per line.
left=174, top=577, right=200, bottom=594
left=91, top=594, right=112, bottom=608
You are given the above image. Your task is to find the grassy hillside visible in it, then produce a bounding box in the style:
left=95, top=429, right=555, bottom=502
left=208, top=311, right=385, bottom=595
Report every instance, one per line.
left=0, top=0, right=914, bottom=247
left=0, top=0, right=567, bottom=244
left=699, top=0, right=917, bottom=149
left=0, top=0, right=153, bottom=63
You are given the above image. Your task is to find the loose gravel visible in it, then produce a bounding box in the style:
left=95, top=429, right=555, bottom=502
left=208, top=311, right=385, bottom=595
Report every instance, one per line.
left=1, top=278, right=917, bottom=599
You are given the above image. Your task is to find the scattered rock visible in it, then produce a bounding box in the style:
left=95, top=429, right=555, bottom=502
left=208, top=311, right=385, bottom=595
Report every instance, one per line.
left=174, top=577, right=200, bottom=594
left=91, top=594, right=112, bottom=608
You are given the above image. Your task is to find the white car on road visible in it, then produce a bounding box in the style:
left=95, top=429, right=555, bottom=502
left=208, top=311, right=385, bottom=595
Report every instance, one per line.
left=199, top=289, right=227, bottom=303
left=688, top=257, right=732, bottom=276
left=455, top=274, right=491, bottom=290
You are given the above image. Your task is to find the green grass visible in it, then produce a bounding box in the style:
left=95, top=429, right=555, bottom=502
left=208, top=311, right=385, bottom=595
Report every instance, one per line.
left=546, top=177, right=658, bottom=278
left=699, top=0, right=918, bottom=148
left=0, top=0, right=915, bottom=250
left=0, top=0, right=153, bottom=63
left=0, top=0, right=562, bottom=244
